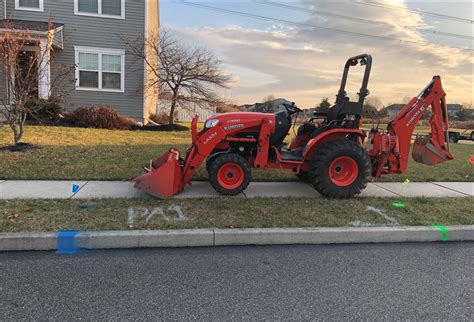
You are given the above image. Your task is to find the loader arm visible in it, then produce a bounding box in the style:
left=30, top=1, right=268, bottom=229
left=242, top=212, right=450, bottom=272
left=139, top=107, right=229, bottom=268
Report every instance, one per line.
left=132, top=115, right=272, bottom=198
left=367, top=76, right=453, bottom=177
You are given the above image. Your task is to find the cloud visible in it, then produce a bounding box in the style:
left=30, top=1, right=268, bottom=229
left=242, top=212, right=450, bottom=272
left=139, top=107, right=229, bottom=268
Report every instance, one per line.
left=164, top=0, right=473, bottom=107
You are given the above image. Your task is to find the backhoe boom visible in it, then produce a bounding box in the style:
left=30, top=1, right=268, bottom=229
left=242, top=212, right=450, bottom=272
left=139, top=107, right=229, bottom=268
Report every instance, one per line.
left=367, top=76, right=453, bottom=177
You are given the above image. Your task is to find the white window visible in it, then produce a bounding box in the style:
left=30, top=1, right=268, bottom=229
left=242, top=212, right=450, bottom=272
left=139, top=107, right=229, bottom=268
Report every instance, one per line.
left=75, top=46, right=125, bottom=92
left=15, top=0, right=44, bottom=12
left=74, top=0, right=125, bottom=19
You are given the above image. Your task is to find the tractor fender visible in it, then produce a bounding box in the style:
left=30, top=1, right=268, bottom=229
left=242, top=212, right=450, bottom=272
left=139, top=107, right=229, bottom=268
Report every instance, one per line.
left=303, top=128, right=365, bottom=160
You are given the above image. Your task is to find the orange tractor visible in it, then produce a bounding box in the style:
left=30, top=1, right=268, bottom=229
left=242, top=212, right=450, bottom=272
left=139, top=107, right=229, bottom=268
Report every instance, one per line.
left=133, top=54, right=453, bottom=198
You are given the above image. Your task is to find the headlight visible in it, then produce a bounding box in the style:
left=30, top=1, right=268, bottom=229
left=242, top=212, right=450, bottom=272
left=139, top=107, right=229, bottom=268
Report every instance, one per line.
left=204, top=119, right=219, bottom=129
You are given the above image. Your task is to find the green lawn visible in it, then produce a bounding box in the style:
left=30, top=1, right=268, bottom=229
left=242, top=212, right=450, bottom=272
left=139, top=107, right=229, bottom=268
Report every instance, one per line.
left=0, top=125, right=472, bottom=181
left=1, top=197, right=472, bottom=233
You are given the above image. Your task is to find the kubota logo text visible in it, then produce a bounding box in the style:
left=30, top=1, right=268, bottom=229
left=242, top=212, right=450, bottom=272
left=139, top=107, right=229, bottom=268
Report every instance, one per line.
left=406, top=104, right=426, bottom=127
left=224, top=124, right=244, bottom=131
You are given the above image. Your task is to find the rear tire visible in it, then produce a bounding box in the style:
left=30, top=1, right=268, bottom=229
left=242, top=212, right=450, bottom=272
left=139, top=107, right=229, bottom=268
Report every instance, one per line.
left=309, top=139, right=371, bottom=198
left=209, top=153, right=251, bottom=196
left=295, top=170, right=311, bottom=183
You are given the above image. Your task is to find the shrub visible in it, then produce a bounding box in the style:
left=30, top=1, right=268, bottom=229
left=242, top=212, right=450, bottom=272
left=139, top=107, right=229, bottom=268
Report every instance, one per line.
left=149, top=112, right=170, bottom=125
left=63, top=105, right=136, bottom=130
left=26, top=96, right=63, bottom=122
left=216, top=103, right=239, bottom=113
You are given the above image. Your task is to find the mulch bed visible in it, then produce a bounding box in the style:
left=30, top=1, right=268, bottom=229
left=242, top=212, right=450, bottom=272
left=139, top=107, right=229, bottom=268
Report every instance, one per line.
left=23, top=121, right=190, bottom=132
left=0, top=143, right=41, bottom=153
left=131, top=124, right=189, bottom=132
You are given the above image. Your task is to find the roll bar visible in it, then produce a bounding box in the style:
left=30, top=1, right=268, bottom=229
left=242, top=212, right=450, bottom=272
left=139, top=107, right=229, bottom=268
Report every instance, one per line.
left=336, top=54, right=372, bottom=106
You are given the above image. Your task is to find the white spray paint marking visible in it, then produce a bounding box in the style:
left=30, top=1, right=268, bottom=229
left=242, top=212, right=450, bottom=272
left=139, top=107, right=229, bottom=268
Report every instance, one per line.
left=128, top=207, right=149, bottom=225
left=168, top=205, right=190, bottom=222
left=365, top=206, right=400, bottom=225
left=148, top=207, right=167, bottom=223
left=127, top=205, right=190, bottom=225
left=350, top=220, right=378, bottom=227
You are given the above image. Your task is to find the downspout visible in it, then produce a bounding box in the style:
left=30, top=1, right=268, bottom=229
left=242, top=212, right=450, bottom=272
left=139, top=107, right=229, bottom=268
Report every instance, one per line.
left=3, top=0, right=7, bottom=105
left=143, top=0, right=148, bottom=123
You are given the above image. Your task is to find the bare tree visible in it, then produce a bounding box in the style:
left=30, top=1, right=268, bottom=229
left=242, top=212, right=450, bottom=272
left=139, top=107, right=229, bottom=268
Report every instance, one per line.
left=261, top=94, right=275, bottom=113
left=0, top=19, right=74, bottom=147
left=365, top=96, right=383, bottom=110
left=123, top=29, right=231, bottom=125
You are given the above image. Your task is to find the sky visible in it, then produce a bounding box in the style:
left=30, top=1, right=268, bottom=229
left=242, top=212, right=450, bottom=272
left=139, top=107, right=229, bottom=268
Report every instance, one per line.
left=160, top=0, right=473, bottom=109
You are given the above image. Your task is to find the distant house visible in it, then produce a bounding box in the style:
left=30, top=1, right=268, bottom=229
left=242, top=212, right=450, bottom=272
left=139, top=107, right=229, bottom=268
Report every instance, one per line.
left=157, top=100, right=216, bottom=122
left=446, top=104, right=462, bottom=119
left=386, top=103, right=464, bottom=120
left=386, top=104, right=406, bottom=118
left=304, top=107, right=317, bottom=118
left=238, top=98, right=292, bottom=113
left=464, top=109, right=474, bottom=119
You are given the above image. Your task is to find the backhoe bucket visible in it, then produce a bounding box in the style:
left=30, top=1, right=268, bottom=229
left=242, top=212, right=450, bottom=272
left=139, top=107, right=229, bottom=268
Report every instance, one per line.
left=132, top=148, right=183, bottom=198
left=412, top=135, right=452, bottom=166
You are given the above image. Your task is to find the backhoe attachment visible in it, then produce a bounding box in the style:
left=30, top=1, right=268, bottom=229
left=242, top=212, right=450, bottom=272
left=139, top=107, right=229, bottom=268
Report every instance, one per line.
left=412, top=134, right=451, bottom=166
left=368, top=76, right=453, bottom=177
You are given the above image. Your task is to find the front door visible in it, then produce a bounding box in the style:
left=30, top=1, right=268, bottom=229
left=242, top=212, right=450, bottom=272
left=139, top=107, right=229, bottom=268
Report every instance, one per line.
left=16, top=50, right=38, bottom=99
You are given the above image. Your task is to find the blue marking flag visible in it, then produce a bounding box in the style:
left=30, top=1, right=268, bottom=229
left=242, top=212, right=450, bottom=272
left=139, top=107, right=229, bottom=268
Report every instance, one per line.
left=72, top=184, right=80, bottom=193
left=56, top=230, right=81, bottom=254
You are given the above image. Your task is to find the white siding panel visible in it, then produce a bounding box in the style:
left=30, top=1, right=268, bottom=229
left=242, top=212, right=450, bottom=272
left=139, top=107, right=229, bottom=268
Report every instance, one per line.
left=157, top=100, right=216, bottom=122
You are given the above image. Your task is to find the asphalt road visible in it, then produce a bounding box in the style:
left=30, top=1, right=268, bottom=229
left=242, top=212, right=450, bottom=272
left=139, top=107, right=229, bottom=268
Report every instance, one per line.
left=1, top=243, right=473, bottom=320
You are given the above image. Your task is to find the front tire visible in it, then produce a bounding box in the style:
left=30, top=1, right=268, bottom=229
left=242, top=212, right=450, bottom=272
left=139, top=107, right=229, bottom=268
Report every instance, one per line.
left=309, top=139, right=371, bottom=198
left=209, top=153, right=251, bottom=196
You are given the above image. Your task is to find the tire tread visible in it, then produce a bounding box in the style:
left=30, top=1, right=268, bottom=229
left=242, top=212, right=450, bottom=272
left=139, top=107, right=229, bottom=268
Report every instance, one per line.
left=309, top=139, right=371, bottom=198
left=209, top=153, right=251, bottom=196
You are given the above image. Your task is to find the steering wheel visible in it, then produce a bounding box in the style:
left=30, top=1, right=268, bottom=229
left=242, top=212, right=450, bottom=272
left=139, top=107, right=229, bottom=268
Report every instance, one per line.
left=282, top=102, right=303, bottom=115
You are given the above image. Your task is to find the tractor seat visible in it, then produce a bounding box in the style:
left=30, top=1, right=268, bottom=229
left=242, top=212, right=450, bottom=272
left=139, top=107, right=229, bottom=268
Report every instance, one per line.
left=280, top=147, right=305, bottom=161
left=311, top=100, right=363, bottom=139
left=309, top=102, right=346, bottom=138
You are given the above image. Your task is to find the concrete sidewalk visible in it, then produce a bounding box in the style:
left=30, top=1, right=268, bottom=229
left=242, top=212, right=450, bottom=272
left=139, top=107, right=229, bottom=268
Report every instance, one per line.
left=0, top=180, right=472, bottom=199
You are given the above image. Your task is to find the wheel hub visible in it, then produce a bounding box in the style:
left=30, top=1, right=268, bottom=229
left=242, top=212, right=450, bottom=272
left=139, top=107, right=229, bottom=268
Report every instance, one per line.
left=329, top=156, right=358, bottom=187
left=217, top=163, right=244, bottom=189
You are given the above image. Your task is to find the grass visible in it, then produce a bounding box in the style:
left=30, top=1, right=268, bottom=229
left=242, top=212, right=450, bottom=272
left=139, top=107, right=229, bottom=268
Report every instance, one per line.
left=1, top=197, right=473, bottom=233
left=0, top=125, right=472, bottom=181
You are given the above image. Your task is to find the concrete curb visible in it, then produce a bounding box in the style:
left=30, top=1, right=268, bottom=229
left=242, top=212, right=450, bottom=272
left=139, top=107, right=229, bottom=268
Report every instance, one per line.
left=0, top=232, right=56, bottom=251
left=1, top=225, right=473, bottom=252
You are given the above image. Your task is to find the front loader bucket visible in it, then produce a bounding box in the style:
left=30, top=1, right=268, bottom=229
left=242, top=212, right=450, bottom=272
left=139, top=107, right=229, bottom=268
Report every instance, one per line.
left=132, top=148, right=183, bottom=198
left=412, top=135, right=453, bottom=166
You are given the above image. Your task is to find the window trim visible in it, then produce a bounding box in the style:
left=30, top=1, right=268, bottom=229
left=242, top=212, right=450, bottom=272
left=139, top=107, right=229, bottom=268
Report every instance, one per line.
left=74, top=46, right=125, bottom=93
left=15, top=0, right=44, bottom=12
left=74, top=0, right=125, bottom=20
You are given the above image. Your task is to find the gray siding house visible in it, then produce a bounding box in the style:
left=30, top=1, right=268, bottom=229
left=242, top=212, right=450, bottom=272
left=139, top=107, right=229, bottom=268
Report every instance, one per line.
left=0, top=0, right=159, bottom=121
left=386, top=103, right=465, bottom=120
